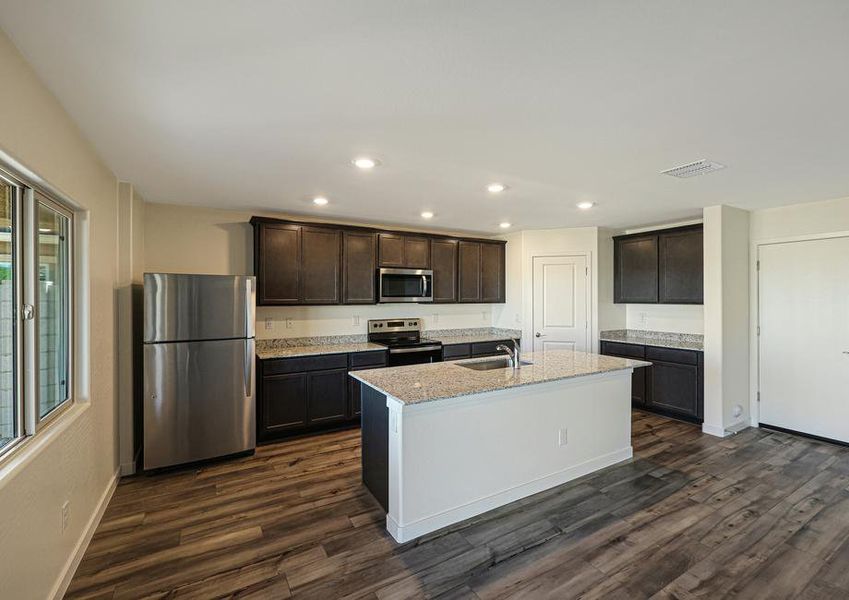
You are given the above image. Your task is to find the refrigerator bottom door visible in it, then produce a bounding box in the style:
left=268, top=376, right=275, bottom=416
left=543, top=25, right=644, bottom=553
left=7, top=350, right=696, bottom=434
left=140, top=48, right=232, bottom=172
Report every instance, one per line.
left=144, top=338, right=255, bottom=470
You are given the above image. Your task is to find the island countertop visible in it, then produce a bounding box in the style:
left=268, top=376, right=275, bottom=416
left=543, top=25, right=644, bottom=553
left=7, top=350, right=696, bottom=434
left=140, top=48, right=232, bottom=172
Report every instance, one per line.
left=350, top=349, right=650, bottom=405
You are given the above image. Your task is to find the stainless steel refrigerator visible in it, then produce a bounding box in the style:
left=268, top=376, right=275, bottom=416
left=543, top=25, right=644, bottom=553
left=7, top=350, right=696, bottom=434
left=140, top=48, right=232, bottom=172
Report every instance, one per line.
left=143, top=273, right=256, bottom=470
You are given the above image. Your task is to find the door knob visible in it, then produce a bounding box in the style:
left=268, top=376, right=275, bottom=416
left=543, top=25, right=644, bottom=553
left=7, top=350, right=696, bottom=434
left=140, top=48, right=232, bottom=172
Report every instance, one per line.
left=536, top=332, right=545, bottom=338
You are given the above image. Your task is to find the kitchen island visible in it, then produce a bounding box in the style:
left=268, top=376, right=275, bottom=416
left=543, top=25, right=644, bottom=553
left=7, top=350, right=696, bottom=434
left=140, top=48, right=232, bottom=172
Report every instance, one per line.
left=351, top=349, right=650, bottom=543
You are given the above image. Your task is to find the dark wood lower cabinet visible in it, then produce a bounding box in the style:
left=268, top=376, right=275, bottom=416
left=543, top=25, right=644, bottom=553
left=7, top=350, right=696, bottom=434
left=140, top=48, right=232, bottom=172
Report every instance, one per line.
left=600, top=340, right=703, bottom=423
left=258, top=350, right=387, bottom=442
left=307, top=368, right=349, bottom=424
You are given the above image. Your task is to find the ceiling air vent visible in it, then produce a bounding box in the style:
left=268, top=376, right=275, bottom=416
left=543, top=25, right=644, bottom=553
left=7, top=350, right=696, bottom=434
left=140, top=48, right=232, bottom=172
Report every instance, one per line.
left=661, top=159, right=726, bottom=178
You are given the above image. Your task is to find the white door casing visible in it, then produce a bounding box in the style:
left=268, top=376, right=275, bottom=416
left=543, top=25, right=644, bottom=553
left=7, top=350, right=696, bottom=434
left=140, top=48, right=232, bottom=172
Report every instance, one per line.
left=532, top=255, right=589, bottom=352
left=758, top=235, right=849, bottom=442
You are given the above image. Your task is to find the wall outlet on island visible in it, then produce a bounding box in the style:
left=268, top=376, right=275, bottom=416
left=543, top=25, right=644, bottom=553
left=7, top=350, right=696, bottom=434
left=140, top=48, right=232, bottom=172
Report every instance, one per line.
left=558, top=428, right=568, bottom=447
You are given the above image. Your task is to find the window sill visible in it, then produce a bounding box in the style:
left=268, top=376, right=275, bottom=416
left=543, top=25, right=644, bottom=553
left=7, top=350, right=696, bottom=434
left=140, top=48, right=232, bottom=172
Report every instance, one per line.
left=0, top=401, right=89, bottom=490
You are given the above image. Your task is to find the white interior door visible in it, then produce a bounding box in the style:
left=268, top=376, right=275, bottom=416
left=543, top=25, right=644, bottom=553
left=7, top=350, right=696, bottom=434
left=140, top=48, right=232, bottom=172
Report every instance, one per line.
left=759, top=236, right=849, bottom=442
left=532, top=255, right=589, bottom=352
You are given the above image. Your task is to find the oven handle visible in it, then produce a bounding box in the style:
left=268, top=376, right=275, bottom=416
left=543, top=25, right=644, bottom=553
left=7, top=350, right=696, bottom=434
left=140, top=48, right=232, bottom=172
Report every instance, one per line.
left=388, top=345, right=442, bottom=354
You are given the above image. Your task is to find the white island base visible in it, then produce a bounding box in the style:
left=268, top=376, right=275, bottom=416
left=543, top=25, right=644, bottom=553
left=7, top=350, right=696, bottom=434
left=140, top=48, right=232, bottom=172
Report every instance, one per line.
left=359, top=369, right=634, bottom=544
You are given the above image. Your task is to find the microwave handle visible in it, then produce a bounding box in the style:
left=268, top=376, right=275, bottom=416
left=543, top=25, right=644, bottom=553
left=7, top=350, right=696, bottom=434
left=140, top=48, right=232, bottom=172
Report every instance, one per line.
left=422, top=274, right=429, bottom=298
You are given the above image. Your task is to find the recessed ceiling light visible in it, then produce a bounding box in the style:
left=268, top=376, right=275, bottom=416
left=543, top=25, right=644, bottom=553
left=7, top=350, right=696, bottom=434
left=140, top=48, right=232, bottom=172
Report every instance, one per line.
left=499, top=222, right=511, bottom=229
left=352, top=157, right=380, bottom=170
left=420, top=211, right=434, bottom=219
left=487, top=183, right=508, bottom=193
left=576, top=201, right=595, bottom=210
left=313, top=197, right=329, bottom=206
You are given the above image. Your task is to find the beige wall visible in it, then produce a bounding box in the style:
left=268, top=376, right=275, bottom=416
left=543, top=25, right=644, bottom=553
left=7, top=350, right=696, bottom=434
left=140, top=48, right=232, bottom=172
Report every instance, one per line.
left=143, top=202, right=511, bottom=338
left=0, top=30, right=120, bottom=599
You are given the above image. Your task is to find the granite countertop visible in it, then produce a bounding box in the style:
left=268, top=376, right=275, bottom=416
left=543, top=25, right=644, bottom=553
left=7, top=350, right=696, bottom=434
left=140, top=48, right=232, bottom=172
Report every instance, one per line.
left=599, top=329, right=703, bottom=351
left=256, top=328, right=522, bottom=360
left=350, top=349, right=650, bottom=405
left=425, top=328, right=522, bottom=345
left=256, top=335, right=386, bottom=360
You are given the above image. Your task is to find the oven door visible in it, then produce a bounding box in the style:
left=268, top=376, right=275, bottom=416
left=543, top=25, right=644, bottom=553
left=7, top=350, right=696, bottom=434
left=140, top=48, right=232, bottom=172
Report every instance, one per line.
left=379, top=268, right=433, bottom=303
left=387, top=345, right=443, bottom=366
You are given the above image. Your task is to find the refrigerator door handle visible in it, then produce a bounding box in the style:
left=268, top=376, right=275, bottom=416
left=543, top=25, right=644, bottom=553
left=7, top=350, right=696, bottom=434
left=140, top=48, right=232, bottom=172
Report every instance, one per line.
left=245, top=278, right=255, bottom=339
left=244, top=340, right=253, bottom=398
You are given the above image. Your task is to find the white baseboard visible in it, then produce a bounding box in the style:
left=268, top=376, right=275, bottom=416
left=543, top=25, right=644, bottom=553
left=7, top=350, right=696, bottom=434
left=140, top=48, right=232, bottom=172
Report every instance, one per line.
left=387, top=446, right=633, bottom=543
left=50, top=468, right=119, bottom=600
left=702, top=423, right=728, bottom=438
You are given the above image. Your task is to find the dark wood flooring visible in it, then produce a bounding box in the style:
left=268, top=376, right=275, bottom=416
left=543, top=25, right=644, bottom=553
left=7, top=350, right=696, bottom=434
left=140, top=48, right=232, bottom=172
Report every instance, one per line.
left=66, top=411, right=849, bottom=599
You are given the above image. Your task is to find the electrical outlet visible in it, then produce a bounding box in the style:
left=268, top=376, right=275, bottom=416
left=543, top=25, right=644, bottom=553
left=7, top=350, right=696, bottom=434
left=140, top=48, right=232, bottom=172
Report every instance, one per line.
left=432, top=314, right=439, bottom=325
left=352, top=315, right=360, bottom=326
left=61, top=501, right=70, bottom=533
left=285, top=317, right=293, bottom=329
left=558, top=428, right=568, bottom=447
left=264, top=317, right=273, bottom=331
left=639, top=312, right=648, bottom=326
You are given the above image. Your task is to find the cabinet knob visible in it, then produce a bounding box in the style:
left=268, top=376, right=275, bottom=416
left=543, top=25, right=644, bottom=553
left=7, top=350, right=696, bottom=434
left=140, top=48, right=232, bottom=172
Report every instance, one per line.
left=535, top=332, right=545, bottom=338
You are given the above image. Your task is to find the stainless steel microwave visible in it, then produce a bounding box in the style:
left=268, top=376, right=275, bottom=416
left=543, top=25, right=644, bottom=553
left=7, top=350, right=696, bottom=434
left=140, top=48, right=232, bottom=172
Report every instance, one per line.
left=378, top=268, right=433, bottom=303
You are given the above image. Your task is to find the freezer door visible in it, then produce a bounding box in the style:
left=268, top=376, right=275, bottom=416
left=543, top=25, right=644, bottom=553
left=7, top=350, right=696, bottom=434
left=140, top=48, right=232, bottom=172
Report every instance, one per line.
left=144, top=338, right=255, bottom=470
left=144, top=273, right=256, bottom=343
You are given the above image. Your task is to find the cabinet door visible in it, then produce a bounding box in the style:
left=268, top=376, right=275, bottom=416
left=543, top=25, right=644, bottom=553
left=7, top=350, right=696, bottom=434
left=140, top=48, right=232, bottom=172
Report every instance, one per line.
left=480, top=242, right=505, bottom=302
left=301, top=226, right=341, bottom=304
left=404, top=236, right=431, bottom=268
left=308, top=368, right=349, bottom=424
left=343, top=231, right=377, bottom=304
left=659, top=227, right=703, bottom=304
left=431, top=239, right=458, bottom=303
left=258, top=223, right=300, bottom=304
left=262, top=373, right=308, bottom=432
left=631, top=367, right=647, bottom=406
left=458, top=241, right=482, bottom=302
left=378, top=233, right=405, bottom=267
left=614, top=234, right=659, bottom=303
left=648, top=361, right=700, bottom=419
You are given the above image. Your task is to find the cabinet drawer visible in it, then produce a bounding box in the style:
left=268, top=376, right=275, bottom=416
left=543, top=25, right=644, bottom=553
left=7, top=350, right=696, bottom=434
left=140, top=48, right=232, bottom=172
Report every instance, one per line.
left=645, top=346, right=699, bottom=365
left=443, top=343, right=471, bottom=360
left=350, top=350, right=387, bottom=369
left=600, top=341, right=646, bottom=359
left=471, top=340, right=514, bottom=357
left=263, top=353, right=349, bottom=375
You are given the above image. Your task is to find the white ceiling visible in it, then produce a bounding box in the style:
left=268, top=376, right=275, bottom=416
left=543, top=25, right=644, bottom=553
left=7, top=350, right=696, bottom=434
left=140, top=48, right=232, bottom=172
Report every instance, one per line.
left=1, top=1, right=848, bottom=234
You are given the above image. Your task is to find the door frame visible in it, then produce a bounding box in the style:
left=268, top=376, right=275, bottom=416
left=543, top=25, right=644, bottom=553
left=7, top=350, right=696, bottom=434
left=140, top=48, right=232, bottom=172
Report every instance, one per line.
left=750, top=229, right=849, bottom=429
left=529, top=253, right=592, bottom=353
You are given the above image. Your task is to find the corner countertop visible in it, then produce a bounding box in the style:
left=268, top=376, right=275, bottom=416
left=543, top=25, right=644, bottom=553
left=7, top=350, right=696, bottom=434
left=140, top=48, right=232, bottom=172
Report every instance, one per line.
left=599, top=329, right=703, bottom=352
left=350, top=349, right=650, bottom=405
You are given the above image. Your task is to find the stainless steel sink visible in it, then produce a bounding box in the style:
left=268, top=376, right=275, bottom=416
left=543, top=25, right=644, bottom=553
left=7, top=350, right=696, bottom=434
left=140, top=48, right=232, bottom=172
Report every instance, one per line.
left=459, top=358, right=534, bottom=371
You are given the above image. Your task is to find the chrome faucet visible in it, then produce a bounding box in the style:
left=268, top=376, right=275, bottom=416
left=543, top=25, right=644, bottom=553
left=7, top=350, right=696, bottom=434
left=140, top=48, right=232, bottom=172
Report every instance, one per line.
left=496, top=338, right=521, bottom=369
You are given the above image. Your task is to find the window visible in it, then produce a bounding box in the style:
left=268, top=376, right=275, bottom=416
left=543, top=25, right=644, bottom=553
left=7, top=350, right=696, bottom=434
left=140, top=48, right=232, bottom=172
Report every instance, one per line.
left=0, top=172, right=74, bottom=458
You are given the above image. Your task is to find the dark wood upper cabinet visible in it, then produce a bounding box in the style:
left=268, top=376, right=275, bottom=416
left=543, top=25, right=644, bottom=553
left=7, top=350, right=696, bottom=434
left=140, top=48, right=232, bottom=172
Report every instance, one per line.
left=458, top=241, right=482, bottom=302
left=480, top=242, right=505, bottom=303
left=431, top=239, right=458, bottom=303
left=659, top=227, right=703, bottom=304
left=614, top=224, right=703, bottom=305
left=404, top=236, right=431, bottom=269
left=256, top=223, right=301, bottom=305
left=252, top=216, right=506, bottom=306
left=342, top=231, right=376, bottom=304
left=378, top=233, right=405, bottom=267
left=378, top=233, right=430, bottom=268
left=614, top=234, right=659, bottom=303
left=301, top=226, right=341, bottom=304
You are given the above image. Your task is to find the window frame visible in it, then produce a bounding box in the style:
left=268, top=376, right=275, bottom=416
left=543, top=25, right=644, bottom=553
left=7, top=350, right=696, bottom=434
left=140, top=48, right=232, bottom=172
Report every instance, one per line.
left=0, top=168, right=76, bottom=460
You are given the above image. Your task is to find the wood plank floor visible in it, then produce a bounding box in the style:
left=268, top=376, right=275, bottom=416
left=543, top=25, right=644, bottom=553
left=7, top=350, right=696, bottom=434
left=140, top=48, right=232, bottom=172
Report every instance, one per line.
left=66, top=411, right=849, bottom=599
